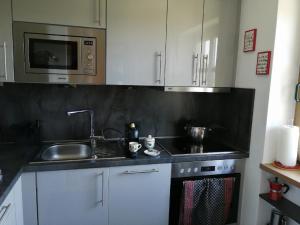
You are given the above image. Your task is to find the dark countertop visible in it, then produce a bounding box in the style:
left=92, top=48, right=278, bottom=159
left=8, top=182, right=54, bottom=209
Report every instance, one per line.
left=0, top=140, right=249, bottom=206
left=0, top=143, right=39, bottom=207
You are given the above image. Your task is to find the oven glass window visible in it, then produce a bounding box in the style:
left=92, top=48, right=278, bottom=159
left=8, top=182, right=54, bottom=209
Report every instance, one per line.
left=29, top=39, right=78, bottom=70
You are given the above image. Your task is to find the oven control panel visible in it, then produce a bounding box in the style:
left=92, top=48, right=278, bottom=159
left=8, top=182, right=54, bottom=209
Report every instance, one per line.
left=172, top=159, right=239, bottom=178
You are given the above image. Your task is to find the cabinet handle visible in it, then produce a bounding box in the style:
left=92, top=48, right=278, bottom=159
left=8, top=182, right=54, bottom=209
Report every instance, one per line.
left=156, top=52, right=162, bottom=84
left=0, top=203, right=11, bottom=223
left=201, top=55, right=208, bottom=86
left=0, top=42, right=7, bottom=80
left=192, top=54, right=199, bottom=84
left=94, top=0, right=101, bottom=25
left=96, top=172, right=104, bottom=206
left=295, top=83, right=300, bottom=102
left=122, top=169, right=159, bottom=174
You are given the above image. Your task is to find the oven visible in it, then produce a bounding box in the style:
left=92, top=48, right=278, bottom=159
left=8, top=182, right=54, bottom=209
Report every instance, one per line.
left=13, top=22, right=105, bottom=85
left=169, top=159, right=243, bottom=225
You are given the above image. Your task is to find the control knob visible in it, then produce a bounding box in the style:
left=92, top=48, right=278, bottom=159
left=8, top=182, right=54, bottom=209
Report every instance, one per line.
left=87, top=54, right=94, bottom=60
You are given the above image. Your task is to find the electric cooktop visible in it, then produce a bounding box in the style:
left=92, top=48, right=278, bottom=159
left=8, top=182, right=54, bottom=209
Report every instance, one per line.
left=157, top=138, right=237, bottom=156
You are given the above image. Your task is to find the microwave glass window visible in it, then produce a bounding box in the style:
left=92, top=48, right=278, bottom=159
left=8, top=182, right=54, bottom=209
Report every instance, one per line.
left=29, top=39, right=78, bottom=70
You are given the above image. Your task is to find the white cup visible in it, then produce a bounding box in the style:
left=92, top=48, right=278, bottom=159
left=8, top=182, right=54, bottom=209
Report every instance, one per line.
left=129, top=142, right=142, bottom=152
left=144, top=135, right=155, bottom=150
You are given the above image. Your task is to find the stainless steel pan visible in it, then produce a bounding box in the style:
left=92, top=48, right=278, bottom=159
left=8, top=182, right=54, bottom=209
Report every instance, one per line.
left=184, top=125, right=212, bottom=143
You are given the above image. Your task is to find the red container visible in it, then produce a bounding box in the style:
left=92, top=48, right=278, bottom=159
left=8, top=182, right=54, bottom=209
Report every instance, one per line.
left=268, top=178, right=289, bottom=201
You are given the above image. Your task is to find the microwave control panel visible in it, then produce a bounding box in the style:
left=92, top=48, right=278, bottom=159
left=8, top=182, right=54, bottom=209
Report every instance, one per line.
left=82, top=38, right=96, bottom=75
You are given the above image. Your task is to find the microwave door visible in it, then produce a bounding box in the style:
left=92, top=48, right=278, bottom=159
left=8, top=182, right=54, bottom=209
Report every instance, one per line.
left=24, top=33, right=82, bottom=75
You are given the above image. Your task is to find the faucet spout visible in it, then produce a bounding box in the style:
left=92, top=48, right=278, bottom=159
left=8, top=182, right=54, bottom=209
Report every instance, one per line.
left=67, top=109, right=95, bottom=138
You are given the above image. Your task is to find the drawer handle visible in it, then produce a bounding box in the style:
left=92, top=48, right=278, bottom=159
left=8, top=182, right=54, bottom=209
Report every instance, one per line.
left=0, top=203, right=11, bottom=223
left=94, top=0, right=102, bottom=25
left=0, top=42, right=7, bottom=80
left=96, top=172, right=104, bottom=206
left=192, top=54, right=199, bottom=84
left=122, top=169, right=159, bottom=174
left=156, top=52, right=162, bottom=84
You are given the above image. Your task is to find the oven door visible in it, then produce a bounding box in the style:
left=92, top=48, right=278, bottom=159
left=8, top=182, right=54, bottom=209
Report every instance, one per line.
left=25, top=33, right=82, bottom=75
left=169, top=173, right=240, bottom=225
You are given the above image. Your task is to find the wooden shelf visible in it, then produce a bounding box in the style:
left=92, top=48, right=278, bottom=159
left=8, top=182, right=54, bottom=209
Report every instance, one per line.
left=260, top=193, right=300, bottom=224
left=260, top=163, right=300, bottom=188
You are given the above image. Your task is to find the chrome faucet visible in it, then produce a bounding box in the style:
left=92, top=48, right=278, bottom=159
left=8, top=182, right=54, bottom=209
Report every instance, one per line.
left=67, top=109, right=104, bottom=154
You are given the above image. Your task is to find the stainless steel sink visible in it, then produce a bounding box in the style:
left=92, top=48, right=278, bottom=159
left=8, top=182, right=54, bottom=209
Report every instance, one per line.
left=41, top=144, right=92, bottom=161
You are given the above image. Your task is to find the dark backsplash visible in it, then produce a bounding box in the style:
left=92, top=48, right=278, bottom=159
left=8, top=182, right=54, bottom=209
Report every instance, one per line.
left=0, top=84, right=254, bottom=151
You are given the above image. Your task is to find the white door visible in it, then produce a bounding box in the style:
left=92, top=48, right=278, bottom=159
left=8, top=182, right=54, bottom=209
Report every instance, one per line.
left=109, top=164, right=171, bottom=225
left=12, top=0, right=106, bottom=28
left=0, top=0, right=14, bottom=82
left=200, top=0, right=240, bottom=87
left=106, top=0, right=167, bottom=86
left=165, top=0, right=204, bottom=86
left=37, top=168, right=109, bottom=225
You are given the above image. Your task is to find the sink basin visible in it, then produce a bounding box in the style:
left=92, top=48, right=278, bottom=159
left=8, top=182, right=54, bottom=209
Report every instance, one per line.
left=41, top=144, right=92, bottom=161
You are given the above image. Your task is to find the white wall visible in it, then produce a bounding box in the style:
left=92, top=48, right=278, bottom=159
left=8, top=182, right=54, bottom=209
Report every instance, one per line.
left=259, top=0, right=300, bottom=224
left=236, top=0, right=300, bottom=224
left=235, top=1, right=278, bottom=224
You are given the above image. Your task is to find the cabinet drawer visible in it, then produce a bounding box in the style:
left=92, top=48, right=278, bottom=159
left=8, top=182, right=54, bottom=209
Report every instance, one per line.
left=109, top=164, right=171, bottom=225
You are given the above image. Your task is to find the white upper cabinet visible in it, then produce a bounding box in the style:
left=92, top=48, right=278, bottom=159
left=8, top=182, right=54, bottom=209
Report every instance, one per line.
left=165, top=0, right=204, bottom=86
left=106, top=0, right=167, bottom=86
left=0, top=0, right=14, bottom=82
left=0, top=177, right=24, bottom=225
left=12, top=0, right=107, bottom=28
left=200, top=0, right=240, bottom=87
left=166, top=0, right=240, bottom=87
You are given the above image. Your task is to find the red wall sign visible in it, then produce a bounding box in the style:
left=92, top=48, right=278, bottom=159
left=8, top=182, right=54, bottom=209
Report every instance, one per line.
left=256, top=51, right=272, bottom=75
left=244, top=29, right=257, bottom=52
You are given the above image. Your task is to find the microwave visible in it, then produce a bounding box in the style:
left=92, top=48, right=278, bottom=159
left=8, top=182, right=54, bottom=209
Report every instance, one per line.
left=13, top=22, right=105, bottom=84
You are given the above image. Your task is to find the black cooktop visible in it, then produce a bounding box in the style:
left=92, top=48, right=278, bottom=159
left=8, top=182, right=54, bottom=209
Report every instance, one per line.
left=157, top=138, right=237, bottom=155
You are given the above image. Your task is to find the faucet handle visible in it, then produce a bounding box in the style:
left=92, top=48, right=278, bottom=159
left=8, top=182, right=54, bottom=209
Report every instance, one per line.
left=90, top=135, right=105, bottom=141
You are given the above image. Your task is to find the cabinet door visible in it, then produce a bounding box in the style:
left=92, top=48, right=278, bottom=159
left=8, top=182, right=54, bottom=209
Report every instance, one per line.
left=22, top=173, right=38, bottom=225
left=200, top=0, right=240, bottom=87
left=13, top=0, right=106, bottom=28
left=0, top=188, right=16, bottom=225
left=107, top=0, right=167, bottom=86
left=37, top=168, right=109, bottom=225
left=109, top=164, right=171, bottom=225
left=13, top=177, right=24, bottom=225
left=0, top=0, right=14, bottom=82
left=165, top=0, right=204, bottom=86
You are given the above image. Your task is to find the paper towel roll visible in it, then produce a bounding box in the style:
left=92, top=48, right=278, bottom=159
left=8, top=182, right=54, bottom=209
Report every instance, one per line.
left=276, top=125, right=299, bottom=167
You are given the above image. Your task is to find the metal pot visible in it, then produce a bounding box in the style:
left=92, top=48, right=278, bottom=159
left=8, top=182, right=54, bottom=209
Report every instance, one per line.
left=184, top=125, right=212, bottom=143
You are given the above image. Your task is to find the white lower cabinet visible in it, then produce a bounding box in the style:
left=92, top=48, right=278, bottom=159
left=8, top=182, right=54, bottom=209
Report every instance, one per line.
left=0, top=191, right=16, bottom=225
left=108, top=164, right=171, bottom=225
left=0, top=177, right=23, bottom=225
left=36, top=168, right=109, bottom=225
left=35, top=164, right=171, bottom=225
